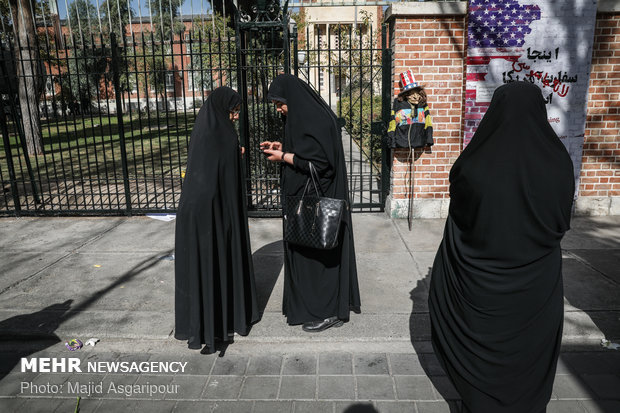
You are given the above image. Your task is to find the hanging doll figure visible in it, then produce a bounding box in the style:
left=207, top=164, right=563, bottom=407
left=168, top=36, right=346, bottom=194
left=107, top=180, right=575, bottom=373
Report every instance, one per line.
left=387, top=70, right=433, bottom=149
left=387, top=71, right=433, bottom=230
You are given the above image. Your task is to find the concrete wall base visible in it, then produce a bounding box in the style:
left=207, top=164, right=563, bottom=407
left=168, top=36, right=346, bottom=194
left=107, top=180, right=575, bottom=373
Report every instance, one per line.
left=575, top=197, right=620, bottom=216
left=385, top=195, right=450, bottom=219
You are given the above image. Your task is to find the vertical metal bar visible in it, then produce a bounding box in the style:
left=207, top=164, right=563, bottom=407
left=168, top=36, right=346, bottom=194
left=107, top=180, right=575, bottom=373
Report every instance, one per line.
left=380, top=23, right=391, bottom=208
left=0, top=67, right=21, bottom=214
left=178, top=29, right=190, bottom=203
left=120, top=33, right=139, bottom=210
left=111, top=33, right=132, bottom=214
left=293, top=25, right=298, bottom=77
left=358, top=23, right=363, bottom=210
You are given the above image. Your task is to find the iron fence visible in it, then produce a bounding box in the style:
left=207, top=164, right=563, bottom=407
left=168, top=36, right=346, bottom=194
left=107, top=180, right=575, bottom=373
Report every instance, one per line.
left=294, top=22, right=390, bottom=212
left=0, top=25, right=237, bottom=215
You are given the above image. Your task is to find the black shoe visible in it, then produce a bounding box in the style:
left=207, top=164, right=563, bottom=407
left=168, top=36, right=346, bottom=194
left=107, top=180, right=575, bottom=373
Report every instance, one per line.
left=302, top=316, right=344, bottom=333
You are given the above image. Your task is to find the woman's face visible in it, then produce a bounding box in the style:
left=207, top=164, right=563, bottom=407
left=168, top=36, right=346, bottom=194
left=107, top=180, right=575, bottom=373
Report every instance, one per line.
left=229, top=105, right=240, bottom=122
left=273, top=100, right=288, bottom=116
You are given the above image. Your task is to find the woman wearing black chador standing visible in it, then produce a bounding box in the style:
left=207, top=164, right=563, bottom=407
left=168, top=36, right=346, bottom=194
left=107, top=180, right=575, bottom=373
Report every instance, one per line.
left=429, top=81, right=574, bottom=412
left=175, top=86, right=259, bottom=353
left=261, top=74, right=361, bottom=332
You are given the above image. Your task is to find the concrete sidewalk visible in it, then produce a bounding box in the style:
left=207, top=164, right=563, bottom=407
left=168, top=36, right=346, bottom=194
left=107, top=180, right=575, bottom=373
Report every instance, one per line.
left=0, top=214, right=619, bottom=412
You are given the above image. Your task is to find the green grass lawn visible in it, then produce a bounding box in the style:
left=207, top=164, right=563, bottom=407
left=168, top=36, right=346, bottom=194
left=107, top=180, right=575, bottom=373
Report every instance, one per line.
left=1, top=111, right=198, bottom=183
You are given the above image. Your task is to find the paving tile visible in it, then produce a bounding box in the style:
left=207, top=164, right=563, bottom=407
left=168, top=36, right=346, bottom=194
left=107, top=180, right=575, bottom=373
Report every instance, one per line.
left=253, top=400, right=294, bottom=413
left=172, top=401, right=217, bottom=412
left=179, top=353, right=216, bottom=375
left=132, top=374, right=175, bottom=400
left=553, top=374, right=595, bottom=399
left=418, top=353, right=446, bottom=376
left=318, top=376, right=355, bottom=400
left=0, top=398, right=24, bottom=411
left=356, top=376, right=395, bottom=400
left=354, top=354, right=389, bottom=375
left=279, top=375, right=316, bottom=400
left=375, top=401, right=416, bottom=413
left=547, top=400, right=588, bottom=413
left=283, top=355, right=317, bottom=375
left=394, top=376, right=435, bottom=401
left=202, top=376, right=243, bottom=400
left=294, top=400, right=334, bottom=413
left=211, top=355, right=249, bottom=376
left=415, top=401, right=461, bottom=413
left=388, top=353, right=426, bottom=375
left=319, top=353, right=353, bottom=375
left=580, top=400, right=620, bottom=413
left=0, top=372, right=42, bottom=397
left=95, top=399, right=176, bottom=412
left=99, top=374, right=139, bottom=399
left=211, top=400, right=253, bottom=412
left=563, top=353, right=620, bottom=375
left=579, top=374, right=620, bottom=400
left=429, top=376, right=460, bottom=401
left=54, top=397, right=101, bottom=412
left=240, top=376, right=279, bottom=400
left=335, top=401, right=379, bottom=412
left=247, top=355, right=283, bottom=375
left=166, top=375, right=209, bottom=400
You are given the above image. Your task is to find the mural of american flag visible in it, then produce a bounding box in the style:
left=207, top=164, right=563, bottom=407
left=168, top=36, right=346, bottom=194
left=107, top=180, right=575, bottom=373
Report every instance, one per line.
left=468, top=0, right=541, bottom=48
left=464, top=0, right=542, bottom=146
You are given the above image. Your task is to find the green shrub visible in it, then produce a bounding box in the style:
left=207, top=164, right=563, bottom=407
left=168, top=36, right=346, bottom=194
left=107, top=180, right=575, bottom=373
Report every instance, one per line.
left=337, top=94, right=383, bottom=170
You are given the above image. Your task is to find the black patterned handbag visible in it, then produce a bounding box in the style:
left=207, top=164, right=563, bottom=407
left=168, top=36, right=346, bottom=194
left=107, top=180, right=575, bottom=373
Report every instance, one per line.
left=284, top=163, right=346, bottom=250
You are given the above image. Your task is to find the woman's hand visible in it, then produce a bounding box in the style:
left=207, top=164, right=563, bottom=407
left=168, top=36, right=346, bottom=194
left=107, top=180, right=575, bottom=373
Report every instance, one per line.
left=262, top=148, right=285, bottom=162
left=260, top=141, right=282, bottom=151
left=240, top=146, right=245, bottom=158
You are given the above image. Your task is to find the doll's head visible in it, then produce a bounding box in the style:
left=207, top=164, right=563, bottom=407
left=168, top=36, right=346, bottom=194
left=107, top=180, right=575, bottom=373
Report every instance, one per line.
left=399, top=88, right=427, bottom=106
left=397, top=70, right=426, bottom=106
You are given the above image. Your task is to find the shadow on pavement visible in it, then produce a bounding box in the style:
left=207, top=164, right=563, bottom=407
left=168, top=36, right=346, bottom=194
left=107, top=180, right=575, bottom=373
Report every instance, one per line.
left=0, top=300, right=73, bottom=383
left=343, top=403, right=380, bottom=412
left=252, top=240, right=284, bottom=315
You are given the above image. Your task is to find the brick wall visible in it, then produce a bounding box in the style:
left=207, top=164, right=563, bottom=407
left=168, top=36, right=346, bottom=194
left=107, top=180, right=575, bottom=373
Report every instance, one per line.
left=385, top=3, right=467, bottom=218
left=386, top=2, right=620, bottom=218
left=578, top=12, right=620, bottom=215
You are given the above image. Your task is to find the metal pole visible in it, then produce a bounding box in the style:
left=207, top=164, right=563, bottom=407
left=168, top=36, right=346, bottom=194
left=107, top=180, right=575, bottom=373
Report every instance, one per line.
left=110, top=33, right=133, bottom=214
left=0, top=88, right=22, bottom=215
left=380, top=23, right=391, bottom=209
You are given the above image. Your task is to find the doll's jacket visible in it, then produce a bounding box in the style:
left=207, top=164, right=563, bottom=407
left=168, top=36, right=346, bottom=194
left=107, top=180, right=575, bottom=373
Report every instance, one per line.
left=387, top=99, right=433, bottom=149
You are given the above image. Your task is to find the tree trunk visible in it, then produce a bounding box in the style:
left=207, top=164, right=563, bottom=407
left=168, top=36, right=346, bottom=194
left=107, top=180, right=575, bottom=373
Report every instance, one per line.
left=10, top=0, right=43, bottom=155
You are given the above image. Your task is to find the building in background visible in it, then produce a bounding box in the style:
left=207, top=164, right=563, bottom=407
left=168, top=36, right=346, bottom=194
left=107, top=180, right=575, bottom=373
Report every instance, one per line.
left=299, top=4, right=383, bottom=104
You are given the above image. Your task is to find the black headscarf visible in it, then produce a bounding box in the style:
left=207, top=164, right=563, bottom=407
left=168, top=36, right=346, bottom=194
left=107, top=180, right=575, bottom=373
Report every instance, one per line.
left=267, top=74, right=347, bottom=200
left=183, top=86, right=241, bottom=182
left=429, top=81, right=574, bottom=412
left=175, top=86, right=258, bottom=351
left=450, top=81, right=574, bottom=262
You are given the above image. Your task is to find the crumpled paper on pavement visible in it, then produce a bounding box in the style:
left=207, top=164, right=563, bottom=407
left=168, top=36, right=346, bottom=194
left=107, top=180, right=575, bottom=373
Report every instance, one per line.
left=146, top=213, right=176, bottom=222
left=601, top=338, right=620, bottom=350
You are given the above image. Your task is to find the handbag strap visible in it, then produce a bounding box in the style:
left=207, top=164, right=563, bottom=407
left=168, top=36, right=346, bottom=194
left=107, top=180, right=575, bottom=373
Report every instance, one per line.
left=300, top=162, right=324, bottom=198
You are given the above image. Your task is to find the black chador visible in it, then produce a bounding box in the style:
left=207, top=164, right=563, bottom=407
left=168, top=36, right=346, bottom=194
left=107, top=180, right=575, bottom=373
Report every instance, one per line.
left=429, top=81, right=574, bottom=413
left=174, top=87, right=259, bottom=352
left=267, top=74, right=361, bottom=325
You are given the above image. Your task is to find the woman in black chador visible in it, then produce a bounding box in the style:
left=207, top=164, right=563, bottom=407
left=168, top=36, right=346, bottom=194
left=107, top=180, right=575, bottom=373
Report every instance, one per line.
left=261, top=74, right=361, bottom=333
left=429, top=81, right=574, bottom=413
left=175, top=86, right=259, bottom=352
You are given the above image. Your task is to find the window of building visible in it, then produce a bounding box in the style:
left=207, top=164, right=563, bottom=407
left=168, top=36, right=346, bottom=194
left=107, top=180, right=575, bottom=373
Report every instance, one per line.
left=45, top=77, right=55, bottom=96
left=165, top=72, right=175, bottom=92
